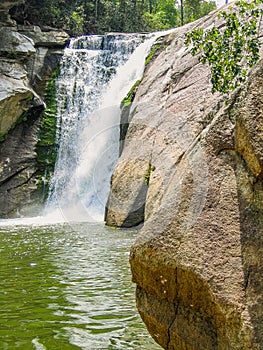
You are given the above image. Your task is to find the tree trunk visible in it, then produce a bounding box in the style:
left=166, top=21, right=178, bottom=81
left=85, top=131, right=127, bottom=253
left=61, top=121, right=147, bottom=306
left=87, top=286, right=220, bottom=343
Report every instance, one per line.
left=181, top=0, right=184, bottom=25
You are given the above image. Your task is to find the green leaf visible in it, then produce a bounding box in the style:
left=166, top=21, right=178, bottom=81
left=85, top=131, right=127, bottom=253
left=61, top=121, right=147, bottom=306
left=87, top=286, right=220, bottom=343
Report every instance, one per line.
left=185, top=0, right=262, bottom=93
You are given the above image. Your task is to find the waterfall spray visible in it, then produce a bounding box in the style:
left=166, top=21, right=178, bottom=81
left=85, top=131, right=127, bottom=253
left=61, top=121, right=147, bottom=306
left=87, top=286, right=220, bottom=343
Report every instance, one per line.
left=44, top=31, right=173, bottom=223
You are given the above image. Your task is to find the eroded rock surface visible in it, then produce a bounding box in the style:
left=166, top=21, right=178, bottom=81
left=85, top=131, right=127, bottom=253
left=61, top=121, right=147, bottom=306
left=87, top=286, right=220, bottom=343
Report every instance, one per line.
left=105, top=9, right=263, bottom=350
left=0, top=6, right=69, bottom=216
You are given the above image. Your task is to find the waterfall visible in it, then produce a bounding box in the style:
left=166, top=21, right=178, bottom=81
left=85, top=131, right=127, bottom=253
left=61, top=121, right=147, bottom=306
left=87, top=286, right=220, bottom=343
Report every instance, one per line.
left=46, top=32, right=161, bottom=222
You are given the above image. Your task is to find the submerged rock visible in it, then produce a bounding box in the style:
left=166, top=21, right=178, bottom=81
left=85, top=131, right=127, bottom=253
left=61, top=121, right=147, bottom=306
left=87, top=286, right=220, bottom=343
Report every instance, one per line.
left=105, top=8, right=263, bottom=350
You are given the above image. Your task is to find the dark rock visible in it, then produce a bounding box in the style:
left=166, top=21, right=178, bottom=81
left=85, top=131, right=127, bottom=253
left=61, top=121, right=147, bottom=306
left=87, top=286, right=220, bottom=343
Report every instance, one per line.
left=0, top=106, right=43, bottom=217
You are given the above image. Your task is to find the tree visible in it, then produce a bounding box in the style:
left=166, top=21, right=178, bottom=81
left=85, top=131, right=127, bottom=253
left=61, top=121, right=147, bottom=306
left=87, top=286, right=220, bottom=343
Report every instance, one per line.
left=177, top=0, right=216, bottom=25
left=181, top=0, right=184, bottom=25
left=23, top=0, right=216, bottom=35
left=185, top=0, right=263, bottom=93
left=143, top=0, right=180, bottom=31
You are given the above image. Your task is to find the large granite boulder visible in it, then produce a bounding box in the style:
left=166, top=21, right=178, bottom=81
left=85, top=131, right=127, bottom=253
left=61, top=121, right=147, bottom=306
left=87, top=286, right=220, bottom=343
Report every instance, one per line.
left=105, top=8, right=263, bottom=350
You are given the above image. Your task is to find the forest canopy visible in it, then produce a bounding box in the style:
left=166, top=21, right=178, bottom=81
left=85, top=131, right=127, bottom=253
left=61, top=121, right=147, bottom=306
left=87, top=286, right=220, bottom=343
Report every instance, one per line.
left=20, top=0, right=216, bottom=35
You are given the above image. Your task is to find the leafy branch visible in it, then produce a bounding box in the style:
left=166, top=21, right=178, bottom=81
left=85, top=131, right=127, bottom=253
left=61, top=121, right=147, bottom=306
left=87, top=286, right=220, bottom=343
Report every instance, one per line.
left=185, top=0, right=263, bottom=93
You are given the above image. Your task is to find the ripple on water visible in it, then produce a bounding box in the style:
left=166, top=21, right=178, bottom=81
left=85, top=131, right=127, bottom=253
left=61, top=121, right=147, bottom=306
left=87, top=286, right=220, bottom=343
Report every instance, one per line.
left=0, top=223, right=162, bottom=349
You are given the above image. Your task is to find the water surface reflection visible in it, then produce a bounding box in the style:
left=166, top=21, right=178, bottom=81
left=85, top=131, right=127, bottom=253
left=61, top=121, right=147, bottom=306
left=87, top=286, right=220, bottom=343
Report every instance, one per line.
left=0, top=223, right=161, bottom=350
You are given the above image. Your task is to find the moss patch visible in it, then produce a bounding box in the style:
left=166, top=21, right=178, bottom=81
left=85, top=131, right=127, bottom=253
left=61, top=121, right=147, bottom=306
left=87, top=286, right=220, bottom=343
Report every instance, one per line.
left=145, top=41, right=161, bottom=66
left=145, top=35, right=170, bottom=67
left=119, top=79, right=142, bottom=154
left=35, top=68, right=59, bottom=198
left=121, top=79, right=142, bottom=109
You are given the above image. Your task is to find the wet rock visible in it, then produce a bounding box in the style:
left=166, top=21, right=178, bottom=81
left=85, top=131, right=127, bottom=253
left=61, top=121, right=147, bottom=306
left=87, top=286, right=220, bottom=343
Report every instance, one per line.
left=0, top=106, right=43, bottom=217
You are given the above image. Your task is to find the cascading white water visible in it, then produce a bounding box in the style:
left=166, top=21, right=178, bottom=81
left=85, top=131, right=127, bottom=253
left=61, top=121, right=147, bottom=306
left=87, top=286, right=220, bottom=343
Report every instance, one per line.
left=46, top=32, right=162, bottom=222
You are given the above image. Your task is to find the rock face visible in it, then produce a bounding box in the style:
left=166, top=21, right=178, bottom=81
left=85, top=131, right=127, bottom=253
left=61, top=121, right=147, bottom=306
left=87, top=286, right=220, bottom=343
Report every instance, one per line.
left=105, top=8, right=263, bottom=350
left=0, top=5, right=69, bottom=217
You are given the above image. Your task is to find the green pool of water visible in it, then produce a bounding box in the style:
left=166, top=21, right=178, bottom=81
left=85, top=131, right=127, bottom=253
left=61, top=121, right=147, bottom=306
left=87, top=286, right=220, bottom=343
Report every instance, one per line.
left=0, top=222, right=161, bottom=350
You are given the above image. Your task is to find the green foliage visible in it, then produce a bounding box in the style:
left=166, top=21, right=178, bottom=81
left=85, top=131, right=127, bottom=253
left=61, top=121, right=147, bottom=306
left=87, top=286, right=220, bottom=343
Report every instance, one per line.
left=5, top=50, right=18, bottom=59
left=185, top=0, right=263, bottom=93
left=175, top=0, right=216, bottom=25
left=25, top=0, right=215, bottom=35
left=143, top=0, right=179, bottom=31
left=182, top=0, right=216, bottom=24
left=121, top=79, right=142, bottom=108
left=26, top=0, right=85, bottom=35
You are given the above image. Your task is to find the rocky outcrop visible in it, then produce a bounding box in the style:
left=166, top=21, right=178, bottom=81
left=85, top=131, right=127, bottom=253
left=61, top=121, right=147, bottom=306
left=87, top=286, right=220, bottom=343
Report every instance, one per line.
left=105, top=7, right=263, bottom=350
left=0, top=5, right=69, bottom=217
left=0, top=27, right=40, bottom=138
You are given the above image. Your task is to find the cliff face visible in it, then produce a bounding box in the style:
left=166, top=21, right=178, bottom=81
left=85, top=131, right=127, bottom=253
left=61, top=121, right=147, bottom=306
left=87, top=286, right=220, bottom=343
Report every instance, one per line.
left=0, top=1, right=68, bottom=217
left=105, top=8, right=263, bottom=350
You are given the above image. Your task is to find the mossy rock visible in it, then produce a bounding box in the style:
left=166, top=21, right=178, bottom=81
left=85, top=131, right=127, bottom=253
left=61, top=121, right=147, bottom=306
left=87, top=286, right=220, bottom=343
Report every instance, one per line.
left=35, top=68, right=60, bottom=199
left=145, top=41, right=161, bottom=66
left=145, top=35, right=171, bottom=67
left=121, top=79, right=142, bottom=109
left=119, top=79, right=142, bottom=154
